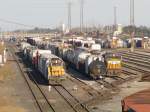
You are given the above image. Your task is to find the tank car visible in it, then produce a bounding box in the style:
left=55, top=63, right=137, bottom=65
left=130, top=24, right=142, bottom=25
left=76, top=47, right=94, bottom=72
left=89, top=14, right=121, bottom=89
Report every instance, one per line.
left=20, top=42, right=31, bottom=52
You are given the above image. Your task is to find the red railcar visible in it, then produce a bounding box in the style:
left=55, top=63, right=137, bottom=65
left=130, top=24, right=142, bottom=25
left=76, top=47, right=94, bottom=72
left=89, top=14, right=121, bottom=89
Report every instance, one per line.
left=122, top=89, right=150, bottom=112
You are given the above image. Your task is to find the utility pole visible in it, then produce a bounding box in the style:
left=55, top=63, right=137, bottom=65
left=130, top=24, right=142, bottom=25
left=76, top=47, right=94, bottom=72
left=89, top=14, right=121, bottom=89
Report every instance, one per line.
left=114, top=6, right=117, bottom=31
left=130, top=0, right=134, bottom=26
left=130, top=0, right=135, bottom=52
left=68, top=1, right=72, bottom=32
left=80, top=0, right=84, bottom=33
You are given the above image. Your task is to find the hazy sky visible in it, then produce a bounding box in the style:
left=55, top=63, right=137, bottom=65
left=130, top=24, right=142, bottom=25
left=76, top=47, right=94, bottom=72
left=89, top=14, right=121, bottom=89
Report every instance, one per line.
left=0, top=0, right=149, bottom=30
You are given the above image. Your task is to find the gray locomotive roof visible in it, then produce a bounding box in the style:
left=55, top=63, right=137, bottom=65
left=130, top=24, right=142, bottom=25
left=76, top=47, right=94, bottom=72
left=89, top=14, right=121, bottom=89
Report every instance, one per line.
left=40, top=53, right=62, bottom=60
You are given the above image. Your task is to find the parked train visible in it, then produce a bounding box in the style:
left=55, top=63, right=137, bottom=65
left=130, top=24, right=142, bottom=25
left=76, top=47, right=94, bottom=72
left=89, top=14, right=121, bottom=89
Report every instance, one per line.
left=48, top=42, right=122, bottom=79
left=20, top=42, right=65, bottom=84
left=24, top=37, right=122, bottom=79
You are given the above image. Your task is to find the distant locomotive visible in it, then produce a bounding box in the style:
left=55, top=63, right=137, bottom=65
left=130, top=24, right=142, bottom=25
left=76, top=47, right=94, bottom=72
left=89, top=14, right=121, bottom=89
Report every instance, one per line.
left=104, top=52, right=122, bottom=76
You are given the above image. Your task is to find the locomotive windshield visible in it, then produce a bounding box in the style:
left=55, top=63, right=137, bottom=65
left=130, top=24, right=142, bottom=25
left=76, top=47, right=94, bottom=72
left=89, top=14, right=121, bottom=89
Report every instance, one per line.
left=51, top=58, right=63, bottom=66
left=105, top=53, right=121, bottom=59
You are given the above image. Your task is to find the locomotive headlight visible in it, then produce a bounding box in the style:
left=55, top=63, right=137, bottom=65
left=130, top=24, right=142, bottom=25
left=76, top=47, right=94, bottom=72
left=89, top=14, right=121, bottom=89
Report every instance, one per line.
left=113, top=54, right=116, bottom=57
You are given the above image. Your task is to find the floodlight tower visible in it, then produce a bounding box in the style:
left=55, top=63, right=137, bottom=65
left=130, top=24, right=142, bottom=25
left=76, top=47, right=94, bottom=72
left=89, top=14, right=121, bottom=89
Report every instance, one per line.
left=114, top=6, right=117, bottom=31
left=130, top=0, right=135, bottom=52
left=68, top=1, right=72, bottom=32
left=80, top=0, right=84, bottom=33
left=130, top=0, right=134, bottom=26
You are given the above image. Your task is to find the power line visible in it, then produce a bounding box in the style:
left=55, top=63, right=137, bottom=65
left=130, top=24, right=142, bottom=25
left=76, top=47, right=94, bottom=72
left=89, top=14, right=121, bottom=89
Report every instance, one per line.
left=0, top=18, right=36, bottom=28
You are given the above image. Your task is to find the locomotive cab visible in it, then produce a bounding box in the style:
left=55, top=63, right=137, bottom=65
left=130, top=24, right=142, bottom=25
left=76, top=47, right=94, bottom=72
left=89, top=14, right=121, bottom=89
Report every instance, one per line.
left=105, top=52, right=122, bottom=76
left=49, top=58, right=65, bottom=77
left=48, top=57, right=65, bottom=84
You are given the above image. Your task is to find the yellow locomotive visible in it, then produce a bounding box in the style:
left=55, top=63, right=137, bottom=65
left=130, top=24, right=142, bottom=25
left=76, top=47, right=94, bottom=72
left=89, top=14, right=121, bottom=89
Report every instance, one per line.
left=105, top=52, right=122, bottom=76
left=38, top=53, right=65, bottom=84
left=48, top=57, right=65, bottom=77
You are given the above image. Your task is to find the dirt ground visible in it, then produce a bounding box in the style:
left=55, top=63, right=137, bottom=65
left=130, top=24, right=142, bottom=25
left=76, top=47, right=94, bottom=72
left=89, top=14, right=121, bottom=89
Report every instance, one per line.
left=0, top=61, right=39, bottom=112
left=89, top=80, right=150, bottom=112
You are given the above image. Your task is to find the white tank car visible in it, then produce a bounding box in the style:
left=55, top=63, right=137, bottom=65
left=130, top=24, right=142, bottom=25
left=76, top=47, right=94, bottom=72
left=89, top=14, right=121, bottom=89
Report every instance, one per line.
left=20, top=42, right=31, bottom=51
left=75, top=52, right=91, bottom=69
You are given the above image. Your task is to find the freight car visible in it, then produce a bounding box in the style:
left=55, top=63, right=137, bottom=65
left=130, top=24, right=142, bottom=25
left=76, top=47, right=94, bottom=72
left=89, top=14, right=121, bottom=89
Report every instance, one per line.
left=122, top=89, right=150, bottom=112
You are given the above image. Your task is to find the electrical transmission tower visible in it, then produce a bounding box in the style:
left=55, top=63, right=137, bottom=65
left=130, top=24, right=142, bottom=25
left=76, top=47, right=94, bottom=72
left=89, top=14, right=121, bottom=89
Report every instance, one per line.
left=80, top=0, right=84, bottom=33
left=68, top=1, right=72, bottom=31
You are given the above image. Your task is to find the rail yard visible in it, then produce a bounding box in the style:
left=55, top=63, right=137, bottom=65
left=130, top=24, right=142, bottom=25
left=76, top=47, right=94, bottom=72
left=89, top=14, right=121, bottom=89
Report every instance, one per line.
left=0, top=34, right=150, bottom=112
left=0, top=1, right=150, bottom=112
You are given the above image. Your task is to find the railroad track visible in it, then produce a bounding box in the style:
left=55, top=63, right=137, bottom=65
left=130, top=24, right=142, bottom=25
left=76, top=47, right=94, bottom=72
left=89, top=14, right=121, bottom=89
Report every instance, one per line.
left=67, top=68, right=102, bottom=95
left=53, top=85, right=91, bottom=112
left=7, top=44, right=55, bottom=112
left=12, top=43, right=91, bottom=112
left=67, top=63, right=138, bottom=90
left=120, top=51, right=150, bottom=81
